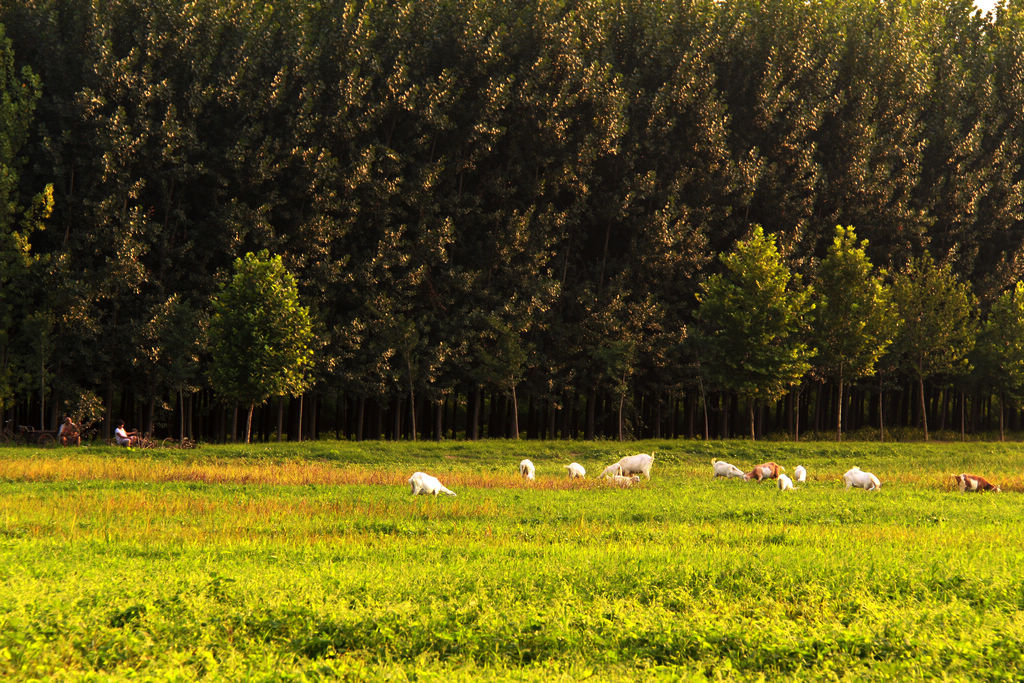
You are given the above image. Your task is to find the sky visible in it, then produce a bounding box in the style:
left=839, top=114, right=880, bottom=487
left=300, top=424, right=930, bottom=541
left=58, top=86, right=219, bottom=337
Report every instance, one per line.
left=973, top=0, right=998, bottom=14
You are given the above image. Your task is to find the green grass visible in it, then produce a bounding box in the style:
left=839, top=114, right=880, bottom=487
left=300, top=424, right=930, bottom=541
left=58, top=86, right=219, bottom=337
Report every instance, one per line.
left=1, top=439, right=1024, bottom=680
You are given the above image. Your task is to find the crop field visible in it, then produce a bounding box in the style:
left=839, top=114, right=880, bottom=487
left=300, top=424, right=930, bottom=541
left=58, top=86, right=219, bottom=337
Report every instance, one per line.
left=2, top=439, right=1024, bottom=680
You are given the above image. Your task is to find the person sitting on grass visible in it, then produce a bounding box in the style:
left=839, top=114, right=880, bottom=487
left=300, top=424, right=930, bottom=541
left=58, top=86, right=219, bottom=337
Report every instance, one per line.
left=114, top=420, right=138, bottom=447
left=58, top=416, right=81, bottom=446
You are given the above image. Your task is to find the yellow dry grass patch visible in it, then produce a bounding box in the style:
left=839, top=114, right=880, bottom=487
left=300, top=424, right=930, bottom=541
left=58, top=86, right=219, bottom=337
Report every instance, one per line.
left=0, top=456, right=611, bottom=491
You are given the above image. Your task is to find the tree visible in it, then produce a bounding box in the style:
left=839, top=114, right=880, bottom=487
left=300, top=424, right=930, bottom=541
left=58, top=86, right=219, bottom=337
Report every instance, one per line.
left=208, top=251, right=315, bottom=443
left=890, top=253, right=977, bottom=441
left=695, top=225, right=815, bottom=440
left=0, top=22, right=52, bottom=416
left=812, top=226, right=894, bottom=440
left=973, top=282, right=1024, bottom=440
left=137, top=294, right=205, bottom=440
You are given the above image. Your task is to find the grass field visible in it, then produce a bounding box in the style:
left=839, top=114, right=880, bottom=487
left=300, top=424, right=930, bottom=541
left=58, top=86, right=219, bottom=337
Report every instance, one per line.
left=2, top=439, right=1024, bottom=680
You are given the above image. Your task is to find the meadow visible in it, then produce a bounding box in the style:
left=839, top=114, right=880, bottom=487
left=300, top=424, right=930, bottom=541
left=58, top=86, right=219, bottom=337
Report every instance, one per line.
left=2, top=439, right=1024, bottom=680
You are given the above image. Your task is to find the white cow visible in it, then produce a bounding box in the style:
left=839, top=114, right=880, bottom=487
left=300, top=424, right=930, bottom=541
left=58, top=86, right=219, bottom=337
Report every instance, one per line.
left=564, top=462, right=586, bottom=479
left=777, top=473, right=794, bottom=491
left=712, top=458, right=745, bottom=479
left=794, top=465, right=807, bottom=483
left=843, top=466, right=880, bottom=492
left=519, top=459, right=536, bottom=480
left=408, top=472, right=456, bottom=497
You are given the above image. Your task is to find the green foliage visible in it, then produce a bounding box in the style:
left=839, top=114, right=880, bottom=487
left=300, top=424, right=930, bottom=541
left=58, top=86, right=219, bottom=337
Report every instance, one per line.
left=975, top=281, right=1024, bottom=400
left=0, top=22, right=52, bottom=413
left=208, top=251, right=315, bottom=440
left=891, top=253, right=978, bottom=381
left=696, top=226, right=815, bottom=434
left=812, top=226, right=894, bottom=438
left=891, top=253, right=978, bottom=439
left=62, top=388, right=104, bottom=432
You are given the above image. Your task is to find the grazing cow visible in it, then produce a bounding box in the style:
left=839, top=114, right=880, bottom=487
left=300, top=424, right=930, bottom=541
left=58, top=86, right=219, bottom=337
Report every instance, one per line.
left=609, top=474, right=641, bottom=488
left=777, top=473, right=794, bottom=491
left=794, top=465, right=807, bottom=483
left=843, top=466, right=880, bottom=491
left=564, top=462, right=586, bottom=479
left=408, top=472, right=456, bottom=497
left=519, top=459, right=536, bottom=480
left=744, top=462, right=784, bottom=482
left=952, top=473, right=1000, bottom=493
left=712, top=458, right=745, bottom=479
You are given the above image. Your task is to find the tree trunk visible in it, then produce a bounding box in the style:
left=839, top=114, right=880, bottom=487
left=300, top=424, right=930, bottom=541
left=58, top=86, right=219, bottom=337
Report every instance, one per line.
left=356, top=397, right=365, bottom=441
left=470, top=387, right=481, bottom=440
left=585, top=391, right=596, bottom=440
left=298, top=394, right=304, bottom=442
left=406, top=354, right=416, bottom=441
left=617, top=391, right=626, bottom=441
left=434, top=399, right=443, bottom=441
left=277, top=398, right=284, bottom=442
left=654, top=396, right=663, bottom=439
left=1000, top=393, right=1005, bottom=442
left=960, top=389, right=965, bottom=442
left=697, top=372, right=709, bottom=441
left=510, top=380, right=520, bottom=439
left=836, top=373, right=844, bottom=442
left=795, top=387, right=802, bottom=442
left=878, top=375, right=884, bottom=443
left=246, top=402, right=255, bottom=444
left=918, top=368, right=929, bottom=441
left=40, top=349, right=45, bottom=430
left=748, top=401, right=755, bottom=441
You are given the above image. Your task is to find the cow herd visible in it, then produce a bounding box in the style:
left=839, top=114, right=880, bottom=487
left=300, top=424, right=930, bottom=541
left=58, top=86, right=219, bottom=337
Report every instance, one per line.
left=407, top=453, right=1004, bottom=497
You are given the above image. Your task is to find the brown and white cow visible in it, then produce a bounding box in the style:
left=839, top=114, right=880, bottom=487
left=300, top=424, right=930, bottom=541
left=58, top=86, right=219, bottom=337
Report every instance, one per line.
left=744, top=461, right=784, bottom=482
left=952, top=473, right=1001, bottom=493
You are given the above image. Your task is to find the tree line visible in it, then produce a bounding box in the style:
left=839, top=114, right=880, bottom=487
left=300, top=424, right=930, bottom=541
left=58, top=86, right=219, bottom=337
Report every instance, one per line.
left=2, top=0, right=1024, bottom=443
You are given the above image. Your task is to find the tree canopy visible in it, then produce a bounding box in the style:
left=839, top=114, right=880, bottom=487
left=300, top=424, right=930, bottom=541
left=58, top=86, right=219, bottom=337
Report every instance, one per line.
left=696, top=226, right=815, bottom=440
left=208, top=251, right=315, bottom=443
left=1, top=0, right=1024, bottom=441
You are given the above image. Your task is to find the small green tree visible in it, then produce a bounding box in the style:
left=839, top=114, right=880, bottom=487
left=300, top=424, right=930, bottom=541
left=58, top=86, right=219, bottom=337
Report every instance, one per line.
left=138, top=295, right=205, bottom=440
left=695, top=226, right=815, bottom=440
left=973, top=282, right=1024, bottom=440
left=891, top=254, right=977, bottom=441
left=475, top=314, right=530, bottom=439
left=812, top=226, right=895, bottom=441
left=208, top=252, right=315, bottom=443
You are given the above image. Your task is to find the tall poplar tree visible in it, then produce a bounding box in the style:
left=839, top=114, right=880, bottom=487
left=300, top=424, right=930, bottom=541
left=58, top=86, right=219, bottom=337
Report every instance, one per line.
left=0, top=23, right=52, bottom=415
left=812, top=226, right=894, bottom=440
left=695, top=226, right=815, bottom=440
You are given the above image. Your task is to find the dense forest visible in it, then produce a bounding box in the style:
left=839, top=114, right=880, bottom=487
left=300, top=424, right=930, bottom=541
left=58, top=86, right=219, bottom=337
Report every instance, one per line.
left=2, top=0, right=1024, bottom=443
